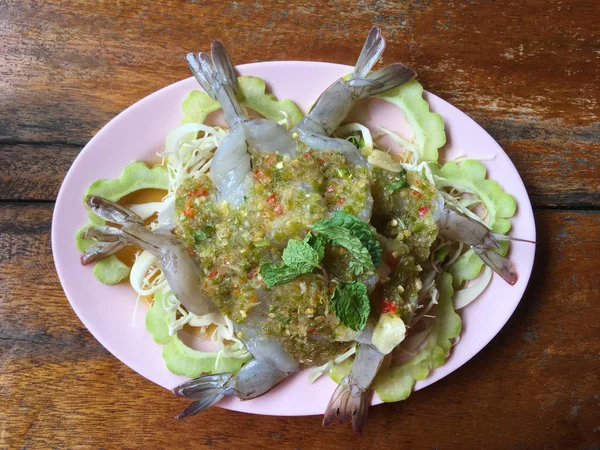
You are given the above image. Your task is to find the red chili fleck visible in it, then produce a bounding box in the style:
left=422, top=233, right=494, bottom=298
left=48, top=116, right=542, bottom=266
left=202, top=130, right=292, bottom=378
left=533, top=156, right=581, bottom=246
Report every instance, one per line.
left=183, top=206, right=195, bottom=217
left=411, top=191, right=422, bottom=198
left=336, top=198, right=345, bottom=205
left=308, top=329, right=318, bottom=336
left=318, top=158, right=325, bottom=164
left=303, top=152, right=311, bottom=160
left=266, top=193, right=277, bottom=204
left=325, top=185, right=335, bottom=194
left=274, top=204, right=284, bottom=215
left=187, top=188, right=208, bottom=197
left=248, top=269, right=258, bottom=279
left=207, top=270, right=219, bottom=279
left=380, top=299, right=397, bottom=314
left=254, top=170, right=266, bottom=181
left=419, top=206, right=430, bottom=217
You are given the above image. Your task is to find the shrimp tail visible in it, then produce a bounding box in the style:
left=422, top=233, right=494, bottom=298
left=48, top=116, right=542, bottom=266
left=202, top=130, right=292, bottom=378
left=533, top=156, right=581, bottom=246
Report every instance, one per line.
left=172, top=373, right=234, bottom=419
left=349, top=63, right=416, bottom=100
left=323, top=344, right=383, bottom=434
left=322, top=376, right=370, bottom=435
left=173, top=359, right=292, bottom=418
left=186, top=41, right=247, bottom=127
left=85, top=195, right=144, bottom=226
left=349, top=27, right=416, bottom=100
left=352, top=26, right=386, bottom=78
left=80, top=225, right=127, bottom=264
left=473, top=245, right=518, bottom=285
left=82, top=196, right=164, bottom=258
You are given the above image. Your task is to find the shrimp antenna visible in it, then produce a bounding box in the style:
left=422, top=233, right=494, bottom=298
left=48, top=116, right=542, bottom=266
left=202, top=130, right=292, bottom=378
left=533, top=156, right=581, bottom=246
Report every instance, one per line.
left=492, top=233, right=536, bottom=244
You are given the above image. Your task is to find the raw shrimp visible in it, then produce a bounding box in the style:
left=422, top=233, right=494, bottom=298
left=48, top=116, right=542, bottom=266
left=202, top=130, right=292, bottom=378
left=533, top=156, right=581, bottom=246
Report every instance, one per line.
left=186, top=41, right=296, bottom=206
left=80, top=196, right=300, bottom=414
left=293, top=27, right=416, bottom=167
left=433, top=205, right=535, bottom=285
left=81, top=196, right=217, bottom=316
left=173, top=298, right=299, bottom=417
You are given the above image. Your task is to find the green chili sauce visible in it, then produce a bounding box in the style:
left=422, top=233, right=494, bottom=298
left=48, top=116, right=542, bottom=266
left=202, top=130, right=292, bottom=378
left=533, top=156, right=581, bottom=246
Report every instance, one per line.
left=174, top=148, right=369, bottom=366
left=370, top=168, right=439, bottom=320
left=174, top=144, right=440, bottom=365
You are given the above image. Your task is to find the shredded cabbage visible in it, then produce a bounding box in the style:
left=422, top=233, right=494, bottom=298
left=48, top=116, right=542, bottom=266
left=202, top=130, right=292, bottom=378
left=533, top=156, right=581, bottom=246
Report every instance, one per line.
left=146, top=290, right=250, bottom=377
left=453, top=266, right=493, bottom=310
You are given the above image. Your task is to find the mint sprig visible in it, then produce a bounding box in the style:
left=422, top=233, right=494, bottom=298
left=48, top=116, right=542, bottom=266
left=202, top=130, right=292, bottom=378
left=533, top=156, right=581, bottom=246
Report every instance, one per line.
left=314, top=211, right=382, bottom=267
left=259, top=213, right=379, bottom=331
left=331, top=281, right=370, bottom=331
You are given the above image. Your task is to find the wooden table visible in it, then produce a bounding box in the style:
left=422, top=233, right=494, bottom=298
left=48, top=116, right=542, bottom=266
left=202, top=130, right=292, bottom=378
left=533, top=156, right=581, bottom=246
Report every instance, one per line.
left=2, top=1, right=599, bottom=448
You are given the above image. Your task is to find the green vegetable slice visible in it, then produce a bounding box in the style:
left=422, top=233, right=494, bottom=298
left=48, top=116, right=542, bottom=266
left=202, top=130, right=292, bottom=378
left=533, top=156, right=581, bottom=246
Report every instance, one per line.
left=376, top=80, right=446, bottom=163
left=330, top=281, right=370, bottom=331
left=162, top=338, right=249, bottom=378
left=373, top=273, right=461, bottom=401
left=181, top=90, right=221, bottom=124
left=146, top=291, right=250, bottom=377
left=84, top=162, right=169, bottom=202
left=430, top=160, right=516, bottom=234
left=329, top=273, right=461, bottom=402
left=181, top=76, right=303, bottom=127
left=430, top=159, right=516, bottom=286
left=237, top=77, right=303, bottom=126
left=77, top=162, right=170, bottom=285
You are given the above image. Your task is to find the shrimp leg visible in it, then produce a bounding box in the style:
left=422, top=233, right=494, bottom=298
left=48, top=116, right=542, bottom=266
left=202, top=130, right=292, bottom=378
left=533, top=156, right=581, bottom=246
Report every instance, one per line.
left=81, top=196, right=218, bottom=316
left=294, top=27, right=416, bottom=167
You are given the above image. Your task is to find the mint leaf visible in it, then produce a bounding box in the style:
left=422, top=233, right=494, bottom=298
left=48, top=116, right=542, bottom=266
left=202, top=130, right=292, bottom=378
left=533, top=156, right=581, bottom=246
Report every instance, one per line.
left=312, top=223, right=375, bottom=275
left=320, top=211, right=382, bottom=267
left=303, top=232, right=326, bottom=261
left=260, top=263, right=306, bottom=288
left=282, top=239, right=321, bottom=272
left=331, top=281, right=370, bottom=331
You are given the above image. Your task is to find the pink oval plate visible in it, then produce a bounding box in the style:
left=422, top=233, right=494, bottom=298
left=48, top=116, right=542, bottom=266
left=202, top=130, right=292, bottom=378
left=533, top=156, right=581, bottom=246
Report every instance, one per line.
left=52, top=61, right=536, bottom=416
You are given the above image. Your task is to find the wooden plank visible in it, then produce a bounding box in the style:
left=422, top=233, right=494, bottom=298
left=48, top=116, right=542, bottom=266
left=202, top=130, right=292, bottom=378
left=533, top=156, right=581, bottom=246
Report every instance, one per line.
left=0, top=144, right=79, bottom=201
left=1, top=203, right=598, bottom=448
left=1, top=131, right=598, bottom=207
left=1, top=0, right=598, bottom=145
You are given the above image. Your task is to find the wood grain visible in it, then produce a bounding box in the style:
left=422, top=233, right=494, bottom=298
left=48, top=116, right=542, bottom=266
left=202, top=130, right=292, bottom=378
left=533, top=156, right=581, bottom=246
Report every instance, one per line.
left=1, top=0, right=598, bottom=142
left=1, top=204, right=599, bottom=449
left=0, top=119, right=598, bottom=208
